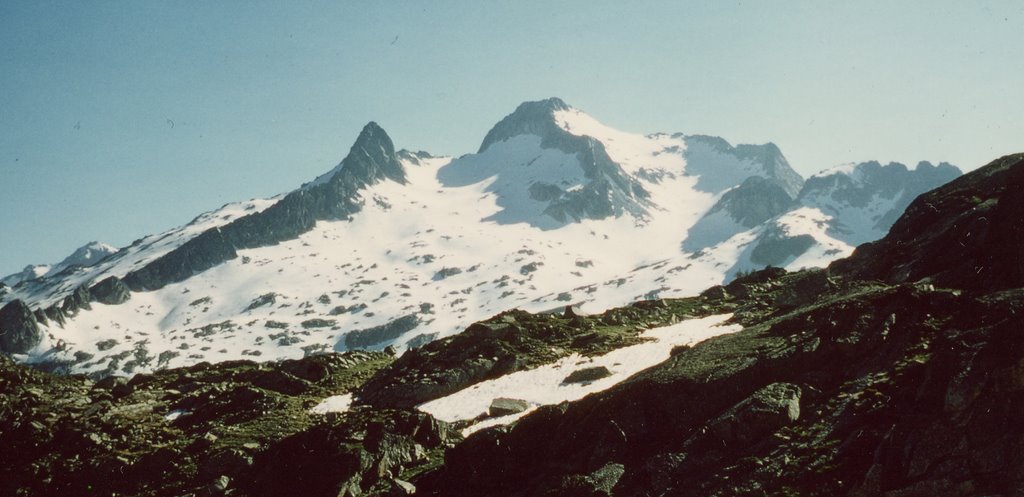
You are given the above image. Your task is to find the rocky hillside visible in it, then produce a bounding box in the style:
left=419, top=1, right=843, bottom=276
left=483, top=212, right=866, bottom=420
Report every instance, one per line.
left=0, top=153, right=1020, bottom=496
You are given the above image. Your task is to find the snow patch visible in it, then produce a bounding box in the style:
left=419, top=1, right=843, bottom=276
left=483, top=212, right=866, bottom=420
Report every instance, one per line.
left=310, top=393, right=354, bottom=414
left=418, top=314, right=740, bottom=435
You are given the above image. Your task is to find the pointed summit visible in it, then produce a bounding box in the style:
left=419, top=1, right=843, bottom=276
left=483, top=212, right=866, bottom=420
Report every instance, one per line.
left=333, top=122, right=406, bottom=186
left=55, top=242, right=118, bottom=271
left=478, top=98, right=572, bottom=153
left=122, top=122, right=409, bottom=292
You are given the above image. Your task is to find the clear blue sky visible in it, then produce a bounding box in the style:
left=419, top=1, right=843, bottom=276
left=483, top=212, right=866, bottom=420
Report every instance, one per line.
left=2, top=1, right=1021, bottom=276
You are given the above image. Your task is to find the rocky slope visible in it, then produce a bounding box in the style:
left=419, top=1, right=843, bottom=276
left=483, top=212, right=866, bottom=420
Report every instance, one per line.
left=410, top=153, right=1024, bottom=497
left=0, top=153, right=1020, bottom=496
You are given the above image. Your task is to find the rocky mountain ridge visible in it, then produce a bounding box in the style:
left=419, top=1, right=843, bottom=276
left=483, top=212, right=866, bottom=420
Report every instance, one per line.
left=0, top=99, right=960, bottom=378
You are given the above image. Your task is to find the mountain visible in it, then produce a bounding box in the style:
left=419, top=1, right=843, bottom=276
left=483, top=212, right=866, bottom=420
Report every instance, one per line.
left=799, top=160, right=962, bottom=246
left=0, top=241, right=118, bottom=287
left=681, top=135, right=804, bottom=198
left=0, top=99, right=959, bottom=377
left=405, top=152, right=1024, bottom=497
left=683, top=159, right=963, bottom=279
left=0, top=152, right=1019, bottom=497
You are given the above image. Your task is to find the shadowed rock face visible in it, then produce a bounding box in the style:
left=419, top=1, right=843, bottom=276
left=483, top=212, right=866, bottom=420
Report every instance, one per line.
left=122, top=122, right=406, bottom=293
left=683, top=175, right=798, bottom=252
left=0, top=299, right=41, bottom=354
left=89, top=276, right=131, bottom=305
left=832, top=153, right=1024, bottom=293
left=450, top=98, right=651, bottom=227
left=683, top=135, right=805, bottom=198
left=478, top=98, right=572, bottom=154
left=717, top=176, right=799, bottom=228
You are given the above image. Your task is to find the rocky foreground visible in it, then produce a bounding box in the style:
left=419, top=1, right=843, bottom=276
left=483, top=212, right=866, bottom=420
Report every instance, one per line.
left=2, top=153, right=1023, bottom=496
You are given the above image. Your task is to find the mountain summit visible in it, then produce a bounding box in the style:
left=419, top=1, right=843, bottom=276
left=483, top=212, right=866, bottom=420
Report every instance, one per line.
left=478, top=97, right=571, bottom=153
left=309, top=122, right=406, bottom=188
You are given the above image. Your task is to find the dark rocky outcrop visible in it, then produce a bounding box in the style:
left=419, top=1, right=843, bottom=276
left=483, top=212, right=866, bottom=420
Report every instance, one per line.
left=417, top=281, right=1024, bottom=497
left=122, top=122, right=407, bottom=293
left=833, top=153, right=1024, bottom=293
left=244, top=292, right=277, bottom=312
left=60, top=284, right=92, bottom=314
left=716, top=176, right=798, bottom=226
left=489, top=398, right=531, bottom=417
left=749, top=231, right=816, bottom=267
left=562, top=365, right=612, bottom=384
left=88, top=276, right=131, bottom=305
left=244, top=408, right=459, bottom=497
left=0, top=350, right=397, bottom=497
left=123, top=227, right=237, bottom=292
left=0, top=299, right=42, bottom=354
left=343, top=314, right=421, bottom=351
left=41, top=305, right=66, bottom=327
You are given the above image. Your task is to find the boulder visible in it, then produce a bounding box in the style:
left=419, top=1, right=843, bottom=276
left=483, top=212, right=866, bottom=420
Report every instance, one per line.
left=385, top=478, right=416, bottom=495
left=554, top=462, right=625, bottom=496
left=695, top=382, right=802, bottom=449
left=563, top=366, right=612, bottom=384
left=489, top=398, right=531, bottom=417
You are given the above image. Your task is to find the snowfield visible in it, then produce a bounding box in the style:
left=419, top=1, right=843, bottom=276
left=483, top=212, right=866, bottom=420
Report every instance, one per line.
left=419, top=314, right=741, bottom=436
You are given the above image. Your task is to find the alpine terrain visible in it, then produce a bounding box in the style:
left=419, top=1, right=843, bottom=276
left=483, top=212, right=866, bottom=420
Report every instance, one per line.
left=5, top=99, right=1017, bottom=497
left=0, top=98, right=959, bottom=378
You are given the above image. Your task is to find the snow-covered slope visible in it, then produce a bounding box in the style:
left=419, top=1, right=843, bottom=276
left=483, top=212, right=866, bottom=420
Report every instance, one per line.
left=798, top=160, right=961, bottom=245
left=0, top=98, right=960, bottom=376
left=1, top=198, right=280, bottom=309
left=1, top=241, right=119, bottom=288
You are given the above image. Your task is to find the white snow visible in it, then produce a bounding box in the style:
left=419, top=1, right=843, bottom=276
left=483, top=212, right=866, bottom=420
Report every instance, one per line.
left=683, top=203, right=750, bottom=251
left=310, top=393, right=354, bottom=414
left=800, top=177, right=903, bottom=246
left=164, top=409, right=189, bottom=422
left=810, top=162, right=861, bottom=180
left=418, top=314, right=741, bottom=435
left=9, top=102, right=916, bottom=377
left=2, top=197, right=281, bottom=309
left=690, top=206, right=854, bottom=280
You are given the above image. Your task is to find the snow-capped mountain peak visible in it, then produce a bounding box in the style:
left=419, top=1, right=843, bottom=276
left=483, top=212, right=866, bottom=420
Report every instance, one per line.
left=0, top=241, right=119, bottom=288
left=0, top=99, right=962, bottom=378
left=798, top=159, right=962, bottom=244
left=307, top=121, right=406, bottom=189
left=477, top=97, right=571, bottom=153
left=680, top=135, right=804, bottom=198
